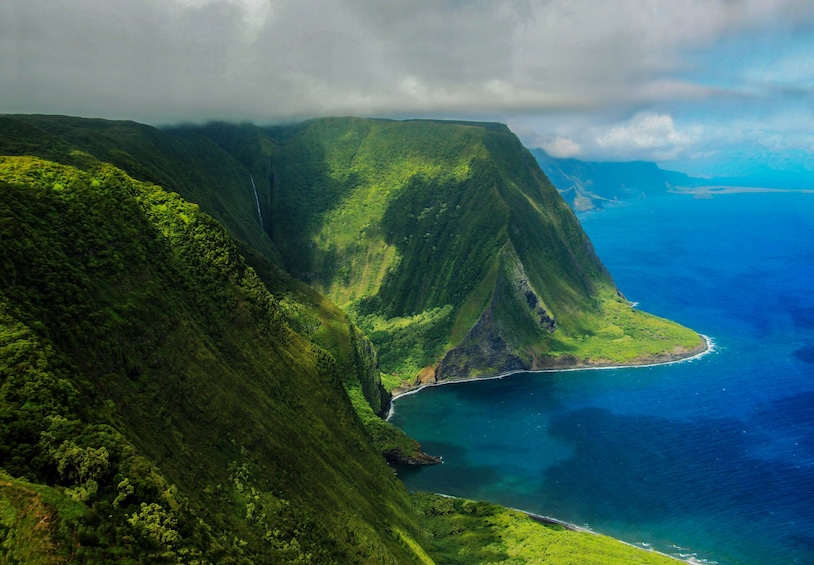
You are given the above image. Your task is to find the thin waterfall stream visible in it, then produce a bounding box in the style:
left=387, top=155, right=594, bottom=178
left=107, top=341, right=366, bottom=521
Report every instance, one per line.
left=250, top=175, right=265, bottom=230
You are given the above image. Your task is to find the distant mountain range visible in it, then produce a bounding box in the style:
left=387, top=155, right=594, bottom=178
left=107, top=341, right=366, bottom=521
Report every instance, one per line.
left=532, top=148, right=814, bottom=211
left=532, top=149, right=670, bottom=210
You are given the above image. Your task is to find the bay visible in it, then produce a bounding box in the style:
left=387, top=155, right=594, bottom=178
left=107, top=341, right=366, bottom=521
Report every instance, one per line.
left=390, top=191, right=814, bottom=565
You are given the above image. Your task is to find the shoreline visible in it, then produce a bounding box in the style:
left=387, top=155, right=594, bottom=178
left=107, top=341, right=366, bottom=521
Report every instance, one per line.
left=387, top=333, right=714, bottom=421
left=387, top=335, right=716, bottom=563
left=430, top=492, right=705, bottom=565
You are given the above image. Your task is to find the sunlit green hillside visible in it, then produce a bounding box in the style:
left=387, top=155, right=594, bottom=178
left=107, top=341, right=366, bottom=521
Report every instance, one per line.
left=412, top=493, right=684, bottom=565
left=199, top=118, right=704, bottom=383
left=0, top=114, right=281, bottom=266
left=1, top=115, right=702, bottom=385
left=0, top=155, right=429, bottom=562
left=0, top=114, right=422, bottom=461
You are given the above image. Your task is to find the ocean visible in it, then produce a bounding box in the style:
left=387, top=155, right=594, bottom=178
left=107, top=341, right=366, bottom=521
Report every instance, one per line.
left=390, top=191, right=814, bottom=564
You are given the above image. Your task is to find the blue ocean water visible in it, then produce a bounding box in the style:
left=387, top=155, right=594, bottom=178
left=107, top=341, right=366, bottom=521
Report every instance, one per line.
left=391, top=192, right=814, bottom=565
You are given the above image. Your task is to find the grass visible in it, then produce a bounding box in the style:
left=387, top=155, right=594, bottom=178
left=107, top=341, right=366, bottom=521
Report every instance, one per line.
left=448, top=259, right=499, bottom=348
left=0, top=470, right=89, bottom=564
left=413, top=492, right=684, bottom=564
left=255, top=117, right=703, bottom=382
left=0, top=154, right=427, bottom=562
left=546, top=293, right=704, bottom=365
left=352, top=305, right=455, bottom=379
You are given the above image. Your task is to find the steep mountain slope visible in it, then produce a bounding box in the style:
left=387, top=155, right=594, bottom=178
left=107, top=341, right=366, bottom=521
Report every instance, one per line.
left=1, top=116, right=703, bottom=386
left=0, top=115, right=422, bottom=461
left=0, top=114, right=281, bottom=266
left=0, top=155, right=427, bottom=563
left=533, top=148, right=670, bottom=211
left=198, top=119, right=702, bottom=382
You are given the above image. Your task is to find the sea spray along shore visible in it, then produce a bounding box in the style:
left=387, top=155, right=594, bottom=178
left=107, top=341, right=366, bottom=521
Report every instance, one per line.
left=388, top=334, right=714, bottom=419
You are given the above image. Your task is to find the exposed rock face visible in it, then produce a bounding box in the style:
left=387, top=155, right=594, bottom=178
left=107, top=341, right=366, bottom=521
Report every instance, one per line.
left=504, top=246, right=557, bottom=333
left=383, top=448, right=442, bottom=466
left=436, top=307, right=526, bottom=380
left=436, top=243, right=558, bottom=380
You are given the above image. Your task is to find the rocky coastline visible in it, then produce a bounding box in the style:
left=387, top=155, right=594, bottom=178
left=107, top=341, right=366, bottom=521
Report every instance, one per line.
left=387, top=334, right=712, bottom=420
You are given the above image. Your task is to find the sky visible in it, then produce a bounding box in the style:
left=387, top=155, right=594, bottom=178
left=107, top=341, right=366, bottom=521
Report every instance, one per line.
left=3, top=0, right=814, bottom=179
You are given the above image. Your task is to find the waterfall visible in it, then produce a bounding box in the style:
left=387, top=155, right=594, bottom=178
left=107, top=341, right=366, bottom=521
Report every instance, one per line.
left=250, top=175, right=265, bottom=230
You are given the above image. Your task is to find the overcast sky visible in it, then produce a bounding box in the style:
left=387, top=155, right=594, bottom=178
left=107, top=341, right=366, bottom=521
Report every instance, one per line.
left=3, top=0, right=814, bottom=177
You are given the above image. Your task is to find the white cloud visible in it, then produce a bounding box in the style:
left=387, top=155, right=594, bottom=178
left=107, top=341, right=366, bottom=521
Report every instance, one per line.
left=595, top=113, right=692, bottom=161
left=540, top=136, right=582, bottom=159
left=2, top=0, right=814, bottom=172
left=2, top=0, right=811, bottom=124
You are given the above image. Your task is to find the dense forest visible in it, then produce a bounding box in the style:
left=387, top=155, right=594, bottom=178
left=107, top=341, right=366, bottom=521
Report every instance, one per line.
left=0, top=115, right=694, bottom=563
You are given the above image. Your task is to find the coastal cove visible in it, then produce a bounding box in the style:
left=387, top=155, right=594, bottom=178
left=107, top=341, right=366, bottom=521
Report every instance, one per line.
left=387, top=335, right=713, bottom=416
left=390, top=191, right=814, bottom=565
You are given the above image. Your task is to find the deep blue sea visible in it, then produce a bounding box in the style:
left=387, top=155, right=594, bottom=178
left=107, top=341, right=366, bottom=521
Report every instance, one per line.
left=391, top=191, right=814, bottom=565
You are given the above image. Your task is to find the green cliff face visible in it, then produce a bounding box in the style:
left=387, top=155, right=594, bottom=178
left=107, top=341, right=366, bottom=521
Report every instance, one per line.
left=0, top=114, right=282, bottom=267
left=195, top=118, right=703, bottom=383
left=0, top=115, right=416, bottom=455
left=17, top=115, right=699, bottom=384
left=0, top=154, right=428, bottom=562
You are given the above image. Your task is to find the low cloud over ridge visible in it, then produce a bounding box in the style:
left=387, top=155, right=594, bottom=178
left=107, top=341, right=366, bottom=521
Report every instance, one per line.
left=3, top=0, right=814, bottom=173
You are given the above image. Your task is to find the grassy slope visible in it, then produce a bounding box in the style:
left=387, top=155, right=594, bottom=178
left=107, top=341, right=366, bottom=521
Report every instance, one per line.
left=413, top=493, right=682, bottom=565
left=0, top=155, right=426, bottom=563
left=239, top=118, right=703, bottom=382
left=0, top=114, right=281, bottom=267
left=0, top=115, right=421, bottom=460
left=0, top=115, right=703, bottom=386
left=479, top=129, right=702, bottom=371
left=235, top=240, right=429, bottom=462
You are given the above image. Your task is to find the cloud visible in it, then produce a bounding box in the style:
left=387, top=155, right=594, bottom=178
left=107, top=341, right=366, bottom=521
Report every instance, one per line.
left=2, top=0, right=810, bottom=123
left=2, top=0, right=814, bottom=172
left=539, top=136, right=582, bottom=159
left=594, top=113, right=694, bottom=161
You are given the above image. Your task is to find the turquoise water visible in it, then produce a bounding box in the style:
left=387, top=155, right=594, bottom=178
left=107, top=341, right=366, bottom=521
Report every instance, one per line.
left=390, top=192, right=814, bottom=564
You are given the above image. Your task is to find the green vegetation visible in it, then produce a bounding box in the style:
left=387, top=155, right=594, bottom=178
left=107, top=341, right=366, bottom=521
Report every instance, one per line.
left=0, top=115, right=703, bottom=387
left=0, top=155, right=426, bottom=562
left=0, top=114, right=421, bottom=462
left=0, top=115, right=281, bottom=267
left=0, top=470, right=90, bottom=564
left=412, top=493, right=683, bottom=564
left=203, top=117, right=702, bottom=382
left=0, top=114, right=699, bottom=563
left=546, top=292, right=703, bottom=365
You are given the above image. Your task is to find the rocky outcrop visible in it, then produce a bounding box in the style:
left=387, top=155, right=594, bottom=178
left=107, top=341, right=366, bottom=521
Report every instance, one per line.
left=436, top=307, right=527, bottom=380
left=503, top=245, right=557, bottom=333
left=435, top=243, right=558, bottom=380
left=383, top=448, right=442, bottom=466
